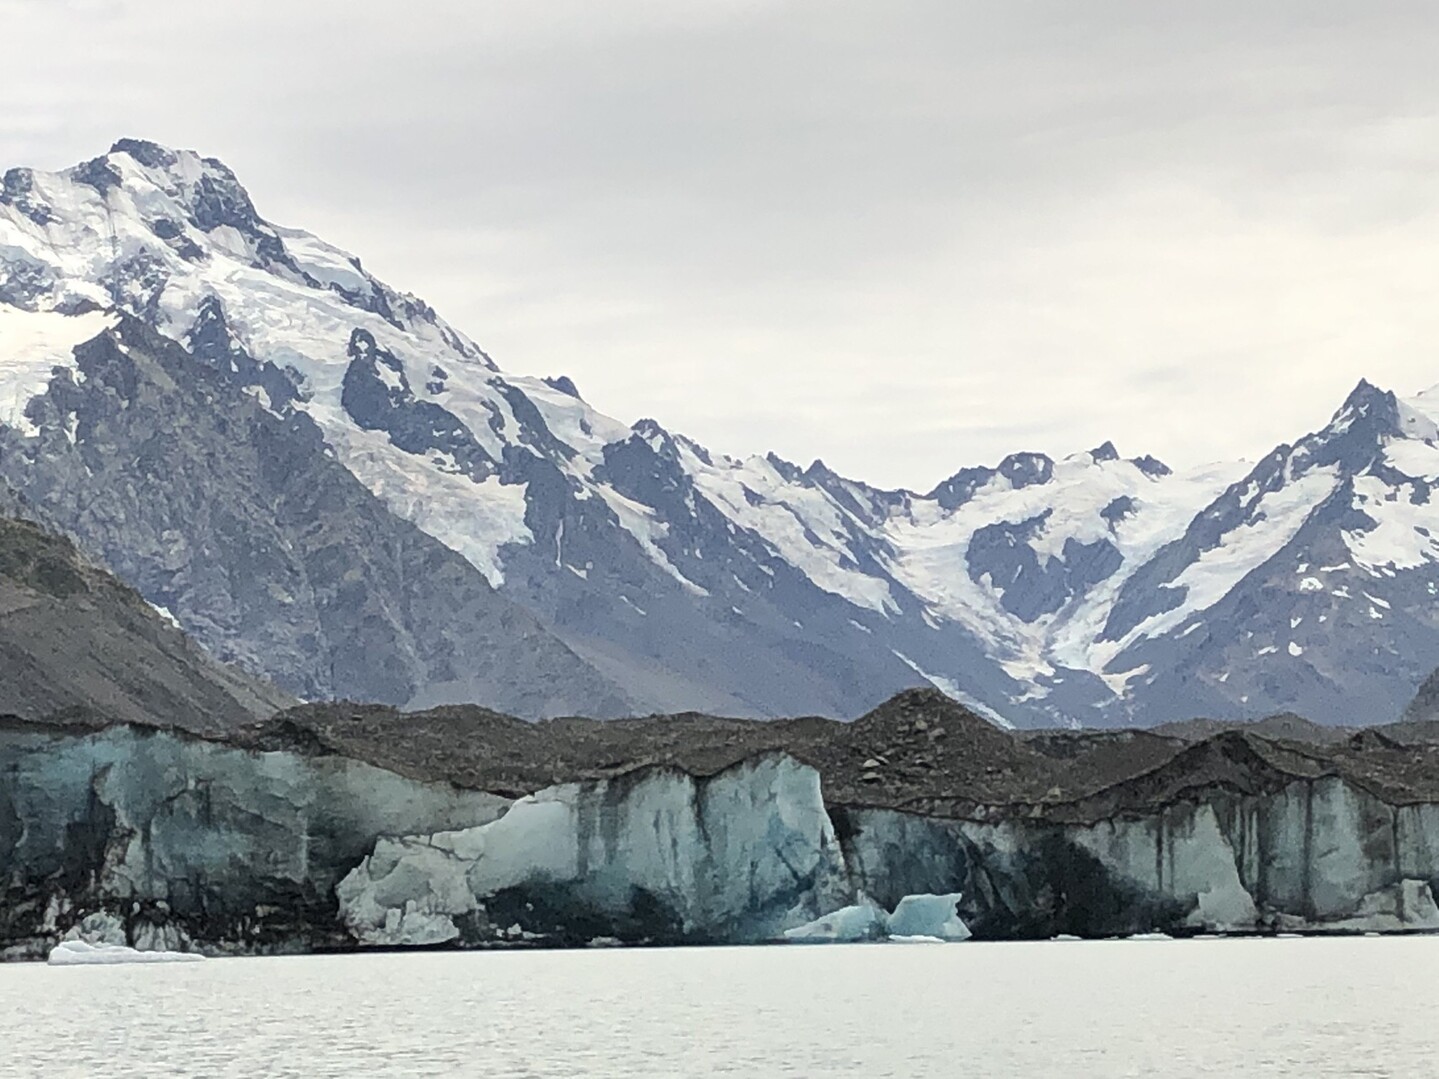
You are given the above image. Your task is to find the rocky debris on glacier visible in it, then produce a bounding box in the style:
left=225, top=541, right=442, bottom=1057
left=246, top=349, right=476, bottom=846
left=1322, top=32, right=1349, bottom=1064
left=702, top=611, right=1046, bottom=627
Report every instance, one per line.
left=11, top=687, right=1439, bottom=958
left=1149, top=712, right=1353, bottom=745
left=239, top=687, right=1439, bottom=817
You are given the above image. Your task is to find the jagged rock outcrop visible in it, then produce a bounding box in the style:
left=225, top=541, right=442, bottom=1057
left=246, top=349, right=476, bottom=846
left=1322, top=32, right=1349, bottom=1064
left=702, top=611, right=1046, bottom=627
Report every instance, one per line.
left=1403, top=666, right=1439, bottom=725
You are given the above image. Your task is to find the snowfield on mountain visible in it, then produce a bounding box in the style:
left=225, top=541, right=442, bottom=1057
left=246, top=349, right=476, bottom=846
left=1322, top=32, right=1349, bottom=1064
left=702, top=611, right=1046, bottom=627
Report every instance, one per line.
left=2, top=138, right=1438, bottom=726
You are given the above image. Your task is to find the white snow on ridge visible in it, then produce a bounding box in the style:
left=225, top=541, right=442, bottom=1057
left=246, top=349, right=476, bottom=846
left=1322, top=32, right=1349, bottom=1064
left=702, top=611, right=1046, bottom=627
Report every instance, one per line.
left=0, top=308, right=116, bottom=436
left=0, top=140, right=1265, bottom=678
left=593, top=482, right=709, bottom=596
left=1338, top=430, right=1439, bottom=573
left=1102, top=466, right=1342, bottom=663
left=1344, top=471, right=1439, bottom=572
left=327, top=421, right=532, bottom=587
left=886, top=453, right=1242, bottom=679
left=1402, top=383, right=1439, bottom=428
left=274, top=225, right=374, bottom=298
left=0, top=147, right=557, bottom=582
left=511, top=374, right=634, bottom=465
left=679, top=444, right=897, bottom=615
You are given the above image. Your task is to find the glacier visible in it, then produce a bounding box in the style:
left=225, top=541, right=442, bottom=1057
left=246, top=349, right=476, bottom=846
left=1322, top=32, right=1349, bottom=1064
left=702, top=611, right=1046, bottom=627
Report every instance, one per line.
left=7, top=716, right=1439, bottom=959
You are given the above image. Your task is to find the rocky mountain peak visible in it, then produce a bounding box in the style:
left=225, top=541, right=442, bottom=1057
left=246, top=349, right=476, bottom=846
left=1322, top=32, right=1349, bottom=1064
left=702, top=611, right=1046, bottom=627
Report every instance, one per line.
left=1132, top=454, right=1172, bottom=479
left=102, top=138, right=256, bottom=217
left=1089, top=440, right=1120, bottom=462
left=542, top=375, right=580, bottom=398
left=997, top=451, right=1054, bottom=489
left=1285, top=377, right=1419, bottom=479
left=1328, top=378, right=1402, bottom=437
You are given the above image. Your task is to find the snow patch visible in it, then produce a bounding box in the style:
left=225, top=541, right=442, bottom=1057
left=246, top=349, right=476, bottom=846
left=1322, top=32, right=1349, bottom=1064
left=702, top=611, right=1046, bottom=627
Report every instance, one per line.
left=0, top=307, right=115, bottom=436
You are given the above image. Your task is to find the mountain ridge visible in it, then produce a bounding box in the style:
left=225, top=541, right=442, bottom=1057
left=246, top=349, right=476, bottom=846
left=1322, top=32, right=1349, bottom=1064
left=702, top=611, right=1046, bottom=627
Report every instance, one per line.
left=2, top=137, right=1437, bottom=726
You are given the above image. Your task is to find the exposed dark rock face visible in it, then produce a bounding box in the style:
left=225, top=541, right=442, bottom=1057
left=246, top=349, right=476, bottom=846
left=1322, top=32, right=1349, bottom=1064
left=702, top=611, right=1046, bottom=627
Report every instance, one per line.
left=1403, top=667, right=1439, bottom=725
left=340, top=328, right=496, bottom=480
left=183, top=295, right=299, bottom=408
left=967, top=511, right=1124, bottom=622
left=0, top=317, right=631, bottom=717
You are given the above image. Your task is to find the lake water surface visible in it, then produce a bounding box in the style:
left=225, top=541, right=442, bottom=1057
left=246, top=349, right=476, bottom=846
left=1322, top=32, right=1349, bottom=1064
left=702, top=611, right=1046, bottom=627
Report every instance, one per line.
left=0, top=937, right=1430, bottom=1077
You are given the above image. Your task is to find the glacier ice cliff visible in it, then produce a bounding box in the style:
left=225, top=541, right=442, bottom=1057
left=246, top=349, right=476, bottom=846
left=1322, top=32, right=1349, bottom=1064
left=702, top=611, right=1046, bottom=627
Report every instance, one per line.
left=8, top=695, right=1439, bottom=958
left=335, top=755, right=850, bottom=947
left=0, top=720, right=508, bottom=958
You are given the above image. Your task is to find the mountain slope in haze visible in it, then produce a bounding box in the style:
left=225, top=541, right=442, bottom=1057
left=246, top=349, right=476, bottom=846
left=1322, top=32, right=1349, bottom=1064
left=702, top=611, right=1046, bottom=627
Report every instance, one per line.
left=0, top=513, right=290, bottom=732
left=2, top=138, right=1438, bottom=726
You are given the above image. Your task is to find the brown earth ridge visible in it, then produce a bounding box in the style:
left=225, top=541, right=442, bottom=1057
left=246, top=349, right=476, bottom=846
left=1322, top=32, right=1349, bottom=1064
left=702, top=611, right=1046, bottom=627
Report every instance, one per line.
left=244, top=688, right=1439, bottom=821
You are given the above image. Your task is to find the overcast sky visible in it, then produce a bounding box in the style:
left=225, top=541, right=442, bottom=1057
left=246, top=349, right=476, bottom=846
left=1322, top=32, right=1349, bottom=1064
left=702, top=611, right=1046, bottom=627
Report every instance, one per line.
left=3, top=1, right=1437, bottom=489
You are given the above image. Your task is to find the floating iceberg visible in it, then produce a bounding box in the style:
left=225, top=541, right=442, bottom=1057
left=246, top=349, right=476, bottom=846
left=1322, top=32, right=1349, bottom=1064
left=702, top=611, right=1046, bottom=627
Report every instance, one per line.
left=784, top=892, right=970, bottom=943
left=783, top=902, right=889, bottom=943
left=886, top=893, right=971, bottom=941
left=48, top=941, right=205, bottom=966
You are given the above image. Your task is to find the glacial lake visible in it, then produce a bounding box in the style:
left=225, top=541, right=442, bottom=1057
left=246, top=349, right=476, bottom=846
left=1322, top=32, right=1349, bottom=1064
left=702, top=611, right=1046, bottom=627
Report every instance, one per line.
left=1, top=937, right=1429, bottom=1077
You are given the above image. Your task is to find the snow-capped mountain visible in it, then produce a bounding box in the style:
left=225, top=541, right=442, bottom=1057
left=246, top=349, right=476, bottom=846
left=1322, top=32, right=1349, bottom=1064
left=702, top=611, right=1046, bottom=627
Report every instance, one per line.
left=0, top=138, right=1435, bottom=726
left=1090, top=379, right=1439, bottom=725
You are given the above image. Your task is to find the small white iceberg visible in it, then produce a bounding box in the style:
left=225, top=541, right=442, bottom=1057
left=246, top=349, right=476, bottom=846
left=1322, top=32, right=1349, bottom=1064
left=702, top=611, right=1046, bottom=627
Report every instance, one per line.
left=782, top=902, right=889, bottom=943
left=784, top=892, right=971, bottom=944
left=48, top=940, right=205, bottom=966
left=887, top=893, right=971, bottom=941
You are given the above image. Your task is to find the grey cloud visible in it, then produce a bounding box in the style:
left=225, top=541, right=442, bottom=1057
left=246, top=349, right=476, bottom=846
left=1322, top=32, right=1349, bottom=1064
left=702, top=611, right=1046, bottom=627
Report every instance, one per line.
left=2, top=1, right=1438, bottom=487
